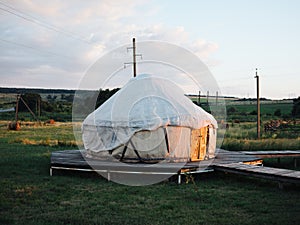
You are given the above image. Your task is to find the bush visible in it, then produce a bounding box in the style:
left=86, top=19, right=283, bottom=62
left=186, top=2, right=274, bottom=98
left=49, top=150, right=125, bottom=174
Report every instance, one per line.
left=227, top=107, right=237, bottom=114
left=274, top=109, right=281, bottom=117
left=19, top=93, right=41, bottom=112
left=292, top=97, right=300, bottom=117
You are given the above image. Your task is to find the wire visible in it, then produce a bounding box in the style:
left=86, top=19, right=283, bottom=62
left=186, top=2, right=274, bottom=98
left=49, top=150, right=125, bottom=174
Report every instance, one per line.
left=0, top=38, right=73, bottom=59
left=0, top=1, right=94, bottom=45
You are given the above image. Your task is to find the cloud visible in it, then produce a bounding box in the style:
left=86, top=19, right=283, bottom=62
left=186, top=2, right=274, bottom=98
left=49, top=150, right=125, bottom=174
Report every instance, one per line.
left=92, top=23, right=219, bottom=61
left=4, top=64, right=82, bottom=88
left=0, top=0, right=219, bottom=90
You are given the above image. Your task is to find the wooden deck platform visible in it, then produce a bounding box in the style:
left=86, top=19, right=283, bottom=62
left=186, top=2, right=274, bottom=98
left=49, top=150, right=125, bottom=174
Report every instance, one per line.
left=214, top=163, right=300, bottom=185
left=50, top=149, right=262, bottom=171
left=241, top=150, right=300, bottom=159
left=50, top=149, right=300, bottom=185
left=50, top=149, right=259, bottom=183
left=50, top=149, right=262, bottom=167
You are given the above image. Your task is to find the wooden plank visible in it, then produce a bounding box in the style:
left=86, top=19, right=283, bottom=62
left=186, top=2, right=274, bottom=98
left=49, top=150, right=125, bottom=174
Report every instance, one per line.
left=241, top=150, right=300, bottom=159
left=280, top=171, right=300, bottom=178
left=243, top=150, right=300, bottom=154
left=51, top=149, right=300, bottom=185
left=214, top=163, right=300, bottom=184
left=51, top=149, right=261, bottom=168
left=51, top=150, right=204, bottom=173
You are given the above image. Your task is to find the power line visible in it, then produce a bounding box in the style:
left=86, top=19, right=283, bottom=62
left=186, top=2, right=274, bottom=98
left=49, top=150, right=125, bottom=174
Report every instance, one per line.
left=218, top=76, right=252, bottom=82
left=0, top=1, right=94, bottom=45
left=0, top=38, right=73, bottom=59
left=0, top=6, right=89, bottom=43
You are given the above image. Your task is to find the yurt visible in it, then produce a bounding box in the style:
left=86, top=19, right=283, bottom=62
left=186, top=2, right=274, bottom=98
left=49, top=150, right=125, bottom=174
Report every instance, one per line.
left=82, top=74, right=217, bottom=162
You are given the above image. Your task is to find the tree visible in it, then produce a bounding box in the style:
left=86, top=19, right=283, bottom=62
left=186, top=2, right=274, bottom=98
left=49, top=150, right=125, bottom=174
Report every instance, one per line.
left=19, top=93, right=41, bottom=112
left=41, top=101, right=54, bottom=112
left=292, top=97, right=300, bottom=118
left=47, top=94, right=57, bottom=102
left=95, top=88, right=120, bottom=108
left=274, top=109, right=281, bottom=117
left=64, top=94, right=74, bottom=102
left=227, top=107, right=237, bottom=114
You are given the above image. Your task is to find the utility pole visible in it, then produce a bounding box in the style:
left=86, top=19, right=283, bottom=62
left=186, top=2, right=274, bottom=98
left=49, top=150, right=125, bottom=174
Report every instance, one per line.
left=255, top=68, right=260, bottom=139
left=15, top=94, right=20, bottom=121
left=132, top=38, right=137, bottom=77
left=207, top=91, right=209, bottom=105
left=125, top=38, right=142, bottom=77
left=216, top=91, right=218, bottom=105
left=198, top=91, right=201, bottom=105
left=38, top=97, right=41, bottom=117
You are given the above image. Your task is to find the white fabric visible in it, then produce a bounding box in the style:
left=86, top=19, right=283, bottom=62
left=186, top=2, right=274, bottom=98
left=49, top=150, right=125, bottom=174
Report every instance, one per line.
left=82, top=74, right=217, bottom=152
left=207, top=127, right=217, bottom=159
left=117, top=126, right=191, bottom=161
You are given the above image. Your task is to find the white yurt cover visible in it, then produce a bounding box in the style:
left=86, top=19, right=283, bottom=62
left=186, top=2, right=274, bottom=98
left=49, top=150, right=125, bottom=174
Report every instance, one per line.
left=82, top=74, right=217, bottom=153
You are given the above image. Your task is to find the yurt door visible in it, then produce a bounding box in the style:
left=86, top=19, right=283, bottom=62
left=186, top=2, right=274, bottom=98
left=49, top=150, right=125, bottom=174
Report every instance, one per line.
left=190, top=127, right=208, bottom=161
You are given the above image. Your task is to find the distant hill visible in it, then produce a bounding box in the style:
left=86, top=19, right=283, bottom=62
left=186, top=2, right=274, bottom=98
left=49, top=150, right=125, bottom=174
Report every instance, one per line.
left=0, top=87, right=297, bottom=102
left=0, top=87, right=76, bottom=95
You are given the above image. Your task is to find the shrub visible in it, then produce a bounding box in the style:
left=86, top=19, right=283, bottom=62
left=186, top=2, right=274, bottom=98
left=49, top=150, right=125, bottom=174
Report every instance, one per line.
left=274, top=109, right=281, bottom=116
left=292, top=97, right=300, bottom=117
left=227, top=107, right=237, bottom=114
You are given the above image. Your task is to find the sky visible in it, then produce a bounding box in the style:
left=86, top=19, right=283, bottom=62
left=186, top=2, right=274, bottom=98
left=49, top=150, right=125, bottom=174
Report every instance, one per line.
left=0, top=0, right=299, bottom=99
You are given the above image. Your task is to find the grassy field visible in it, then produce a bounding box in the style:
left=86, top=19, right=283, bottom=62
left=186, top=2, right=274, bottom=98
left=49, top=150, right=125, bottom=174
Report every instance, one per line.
left=0, top=121, right=79, bottom=147
left=220, top=122, right=300, bottom=151
left=0, top=122, right=300, bottom=224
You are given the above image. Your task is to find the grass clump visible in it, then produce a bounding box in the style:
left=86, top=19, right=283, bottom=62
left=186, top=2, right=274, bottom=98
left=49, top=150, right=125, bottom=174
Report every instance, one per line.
left=221, top=121, right=300, bottom=151
left=222, top=138, right=300, bottom=151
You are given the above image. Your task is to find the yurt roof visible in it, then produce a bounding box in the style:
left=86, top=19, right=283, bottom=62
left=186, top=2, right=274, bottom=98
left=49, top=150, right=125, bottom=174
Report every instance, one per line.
left=83, top=74, right=217, bottom=131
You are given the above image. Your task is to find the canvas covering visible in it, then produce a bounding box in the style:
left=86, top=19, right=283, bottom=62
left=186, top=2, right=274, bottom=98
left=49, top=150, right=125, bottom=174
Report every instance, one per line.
left=82, top=74, right=217, bottom=160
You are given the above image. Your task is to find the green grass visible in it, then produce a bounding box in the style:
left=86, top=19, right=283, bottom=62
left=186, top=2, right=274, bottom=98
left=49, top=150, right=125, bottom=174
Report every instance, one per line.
left=0, top=123, right=300, bottom=225
left=0, top=121, right=80, bottom=147
left=225, top=101, right=294, bottom=122
left=0, top=111, right=72, bottom=122
left=263, top=158, right=300, bottom=171
left=222, top=138, right=300, bottom=151
left=229, top=102, right=292, bottom=116
left=0, top=144, right=300, bottom=225
left=221, top=122, right=300, bottom=151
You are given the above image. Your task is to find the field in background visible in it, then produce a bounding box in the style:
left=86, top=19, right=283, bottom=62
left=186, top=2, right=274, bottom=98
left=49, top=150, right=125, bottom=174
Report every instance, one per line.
left=191, top=96, right=300, bottom=151
left=0, top=121, right=80, bottom=148
left=1, top=90, right=299, bottom=151
left=1, top=119, right=299, bottom=151
left=0, top=91, right=297, bottom=122
left=220, top=121, right=300, bottom=151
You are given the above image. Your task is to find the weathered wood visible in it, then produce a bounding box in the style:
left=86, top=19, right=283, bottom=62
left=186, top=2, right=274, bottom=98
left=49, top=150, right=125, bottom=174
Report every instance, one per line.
left=214, top=163, right=300, bottom=184
left=241, top=150, right=300, bottom=158
left=50, top=149, right=261, bottom=176
left=50, top=149, right=300, bottom=184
